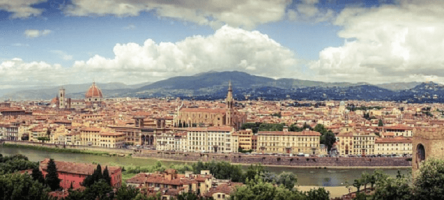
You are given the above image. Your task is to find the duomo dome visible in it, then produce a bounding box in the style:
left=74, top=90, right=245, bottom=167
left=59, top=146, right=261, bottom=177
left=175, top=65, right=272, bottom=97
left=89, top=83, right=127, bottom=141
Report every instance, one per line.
left=85, top=82, right=103, bottom=99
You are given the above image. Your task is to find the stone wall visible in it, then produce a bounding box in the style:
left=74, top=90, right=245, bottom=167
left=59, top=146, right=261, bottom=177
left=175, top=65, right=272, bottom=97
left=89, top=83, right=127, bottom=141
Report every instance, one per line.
left=3, top=140, right=134, bottom=154
left=134, top=152, right=411, bottom=168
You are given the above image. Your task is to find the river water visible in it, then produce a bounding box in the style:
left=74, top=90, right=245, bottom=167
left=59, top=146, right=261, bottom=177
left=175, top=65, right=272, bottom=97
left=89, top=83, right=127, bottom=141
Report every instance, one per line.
left=0, top=146, right=410, bottom=186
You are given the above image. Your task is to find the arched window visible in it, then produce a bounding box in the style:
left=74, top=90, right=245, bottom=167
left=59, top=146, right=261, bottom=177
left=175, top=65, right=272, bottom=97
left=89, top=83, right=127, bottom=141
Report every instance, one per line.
left=417, top=144, right=425, bottom=162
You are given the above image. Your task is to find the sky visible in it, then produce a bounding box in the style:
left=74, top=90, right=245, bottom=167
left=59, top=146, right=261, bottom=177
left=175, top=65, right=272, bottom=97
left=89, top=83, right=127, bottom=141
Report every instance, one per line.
left=0, top=0, right=443, bottom=89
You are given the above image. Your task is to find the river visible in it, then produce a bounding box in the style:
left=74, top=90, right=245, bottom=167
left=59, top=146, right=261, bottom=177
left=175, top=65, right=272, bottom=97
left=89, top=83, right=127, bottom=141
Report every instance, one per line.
left=0, top=146, right=410, bottom=186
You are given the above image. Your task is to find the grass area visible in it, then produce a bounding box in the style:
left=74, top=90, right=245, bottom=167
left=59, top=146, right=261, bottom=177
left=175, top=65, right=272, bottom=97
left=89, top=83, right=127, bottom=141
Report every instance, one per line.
left=2, top=143, right=110, bottom=156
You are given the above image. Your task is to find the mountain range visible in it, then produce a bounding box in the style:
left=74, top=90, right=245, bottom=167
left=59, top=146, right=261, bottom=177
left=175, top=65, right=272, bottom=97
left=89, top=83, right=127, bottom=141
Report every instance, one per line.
left=1, top=71, right=441, bottom=103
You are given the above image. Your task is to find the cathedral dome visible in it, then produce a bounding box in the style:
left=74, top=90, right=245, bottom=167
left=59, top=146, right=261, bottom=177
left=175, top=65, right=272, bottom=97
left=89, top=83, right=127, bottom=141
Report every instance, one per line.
left=85, top=82, right=103, bottom=98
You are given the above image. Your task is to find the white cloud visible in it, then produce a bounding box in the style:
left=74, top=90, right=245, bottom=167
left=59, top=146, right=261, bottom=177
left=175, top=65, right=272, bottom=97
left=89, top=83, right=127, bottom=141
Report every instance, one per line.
left=1, top=26, right=298, bottom=87
left=309, top=1, right=444, bottom=83
left=51, top=50, right=73, bottom=60
left=24, top=29, right=52, bottom=38
left=0, top=0, right=46, bottom=18
left=287, top=0, right=335, bottom=22
left=64, top=0, right=291, bottom=29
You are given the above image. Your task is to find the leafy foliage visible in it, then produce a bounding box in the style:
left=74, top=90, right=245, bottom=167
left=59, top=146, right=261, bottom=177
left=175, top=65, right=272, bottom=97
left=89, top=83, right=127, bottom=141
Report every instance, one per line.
left=0, top=154, right=38, bottom=175
left=0, top=173, right=51, bottom=200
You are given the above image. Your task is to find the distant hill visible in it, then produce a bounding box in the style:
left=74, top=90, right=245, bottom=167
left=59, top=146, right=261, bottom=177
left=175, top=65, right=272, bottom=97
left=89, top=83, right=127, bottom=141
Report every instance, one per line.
left=376, top=82, right=421, bottom=91
left=2, top=82, right=151, bottom=100
left=2, top=71, right=443, bottom=103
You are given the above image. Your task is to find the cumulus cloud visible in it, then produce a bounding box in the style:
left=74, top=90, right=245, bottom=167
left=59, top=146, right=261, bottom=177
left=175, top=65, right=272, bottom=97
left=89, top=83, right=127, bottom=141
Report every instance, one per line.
left=0, top=58, right=64, bottom=88
left=1, top=26, right=298, bottom=87
left=24, top=29, right=52, bottom=38
left=287, top=0, right=335, bottom=22
left=309, top=1, right=444, bottom=83
left=0, top=0, right=46, bottom=18
left=64, top=0, right=290, bottom=29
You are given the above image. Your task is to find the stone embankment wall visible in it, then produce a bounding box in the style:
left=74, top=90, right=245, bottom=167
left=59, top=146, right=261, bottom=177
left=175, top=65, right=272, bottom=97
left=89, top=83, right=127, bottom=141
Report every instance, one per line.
left=3, top=140, right=134, bottom=154
left=134, top=152, right=412, bottom=168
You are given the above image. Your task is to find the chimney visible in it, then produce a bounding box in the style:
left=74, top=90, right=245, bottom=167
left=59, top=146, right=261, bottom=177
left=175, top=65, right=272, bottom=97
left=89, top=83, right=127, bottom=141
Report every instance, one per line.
left=283, top=126, right=288, bottom=132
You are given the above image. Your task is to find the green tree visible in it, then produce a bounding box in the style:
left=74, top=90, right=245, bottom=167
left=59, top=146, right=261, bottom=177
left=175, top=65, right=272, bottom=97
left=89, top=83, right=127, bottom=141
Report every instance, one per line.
left=37, top=137, right=50, bottom=143
left=413, top=158, right=444, bottom=199
left=31, top=167, right=45, bottom=184
left=323, top=131, right=336, bottom=152
left=353, top=179, right=362, bottom=193
left=378, top=119, right=383, bottom=127
left=45, top=158, right=61, bottom=191
left=304, top=187, right=330, bottom=200
left=115, top=184, right=140, bottom=200
left=277, top=172, right=297, bottom=190
left=372, top=175, right=412, bottom=200
left=102, top=166, right=112, bottom=186
left=0, top=173, right=51, bottom=200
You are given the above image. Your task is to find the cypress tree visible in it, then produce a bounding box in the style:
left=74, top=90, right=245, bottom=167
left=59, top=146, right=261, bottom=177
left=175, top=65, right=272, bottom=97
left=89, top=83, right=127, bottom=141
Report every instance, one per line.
left=45, top=158, right=61, bottom=191
left=94, top=164, right=103, bottom=182
left=31, top=167, right=45, bottom=184
left=102, top=166, right=112, bottom=186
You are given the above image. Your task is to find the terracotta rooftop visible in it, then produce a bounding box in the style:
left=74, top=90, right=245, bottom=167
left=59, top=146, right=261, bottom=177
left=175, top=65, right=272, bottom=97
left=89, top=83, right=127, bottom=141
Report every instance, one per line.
left=257, top=130, right=321, bottom=136
left=40, top=158, right=120, bottom=176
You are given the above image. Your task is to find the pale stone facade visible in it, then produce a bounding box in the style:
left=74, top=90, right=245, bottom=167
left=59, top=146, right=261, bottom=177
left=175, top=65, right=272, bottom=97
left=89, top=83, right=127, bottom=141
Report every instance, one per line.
left=375, top=137, right=412, bottom=155
left=257, top=128, right=321, bottom=154
left=186, top=126, right=238, bottom=153
left=412, top=127, right=444, bottom=177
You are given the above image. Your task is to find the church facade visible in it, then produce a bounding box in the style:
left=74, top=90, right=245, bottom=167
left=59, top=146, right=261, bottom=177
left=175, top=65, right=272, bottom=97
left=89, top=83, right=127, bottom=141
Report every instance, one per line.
left=173, top=82, right=246, bottom=130
left=52, top=82, right=105, bottom=110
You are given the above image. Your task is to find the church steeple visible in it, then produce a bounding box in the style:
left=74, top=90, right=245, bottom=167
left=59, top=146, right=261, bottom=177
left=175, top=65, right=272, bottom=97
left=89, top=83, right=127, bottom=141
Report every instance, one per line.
left=226, top=81, right=234, bottom=127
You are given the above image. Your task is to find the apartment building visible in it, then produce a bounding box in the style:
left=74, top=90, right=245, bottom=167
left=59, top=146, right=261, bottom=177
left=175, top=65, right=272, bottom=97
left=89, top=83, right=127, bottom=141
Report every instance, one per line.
left=336, top=125, right=376, bottom=155
left=375, top=137, right=412, bottom=155
left=232, top=129, right=253, bottom=150
left=257, top=128, right=321, bottom=154
left=187, top=126, right=238, bottom=153
left=381, top=125, right=413, bottom=137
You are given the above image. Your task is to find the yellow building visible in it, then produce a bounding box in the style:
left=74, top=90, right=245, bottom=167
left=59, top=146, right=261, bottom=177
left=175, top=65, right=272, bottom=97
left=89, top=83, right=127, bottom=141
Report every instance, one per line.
left=99, top=132, right=125, bottom=148
left=50, top=125, right=68, bottom=144
left=375, top=137, right=412, bottom=155
left=233, top=129, right=253, bottom=150
left=336, top=126, right=376, bottom=156
left=30, top=126, right=48, bottom=142
left=257, top=128, right=321, bottom=154
left=65, top=132, right=81, bottom=145
left=80, top=127, right=124, bottom=148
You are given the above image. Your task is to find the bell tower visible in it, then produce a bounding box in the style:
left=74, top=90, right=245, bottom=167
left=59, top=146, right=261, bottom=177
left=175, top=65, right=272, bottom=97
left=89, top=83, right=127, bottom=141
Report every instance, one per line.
left=226, top=81, right=234, bottom=126
left=59, top=87, right=65, bottom=109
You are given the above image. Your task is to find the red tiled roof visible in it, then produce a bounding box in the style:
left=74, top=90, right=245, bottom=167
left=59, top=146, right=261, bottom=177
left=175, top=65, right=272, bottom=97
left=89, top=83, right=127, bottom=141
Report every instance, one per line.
left=40, top=158, right=120, bottom=176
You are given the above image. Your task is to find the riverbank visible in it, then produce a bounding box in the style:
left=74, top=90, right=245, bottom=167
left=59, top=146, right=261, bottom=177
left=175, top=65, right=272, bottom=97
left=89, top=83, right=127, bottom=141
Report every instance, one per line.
left=3, top=141, right=412, bottom=169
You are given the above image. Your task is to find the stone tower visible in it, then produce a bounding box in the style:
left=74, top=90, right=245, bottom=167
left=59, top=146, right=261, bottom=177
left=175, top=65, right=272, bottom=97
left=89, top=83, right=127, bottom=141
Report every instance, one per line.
left=412, top=127, right=444, bottom=177
left=226, top=81, right=234, bottom=126
left=58, top=87, right=65, bottom=109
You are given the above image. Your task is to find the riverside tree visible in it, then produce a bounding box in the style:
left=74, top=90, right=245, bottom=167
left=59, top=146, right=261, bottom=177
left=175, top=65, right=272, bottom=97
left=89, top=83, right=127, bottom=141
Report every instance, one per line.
left=45, top=158, right=61, bottom=191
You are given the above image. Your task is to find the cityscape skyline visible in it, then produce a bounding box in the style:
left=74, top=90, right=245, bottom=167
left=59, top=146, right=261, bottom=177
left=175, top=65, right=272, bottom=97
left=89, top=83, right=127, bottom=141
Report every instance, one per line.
left=1, top=0, right=443, bottom=89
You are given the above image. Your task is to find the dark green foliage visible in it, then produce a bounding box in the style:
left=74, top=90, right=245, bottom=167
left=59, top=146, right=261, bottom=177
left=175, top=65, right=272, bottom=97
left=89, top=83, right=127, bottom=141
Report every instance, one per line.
left=83, top=164, right=107, bottom=187
left=37, top=137, right=50, bottom=143
left=66, top=179, right=113, bottom=200
left=0, top=154, right=38, bottom=175
left=0, top=173, right=51, bottom=200
left=258, top=123, right=285, bottom=131
left=277, top=172, right=297, bottom=190
left=115, top=184, right=139, bottom=200
left=347, top=106, right=383, bottom=111
left=45, top=158, right=61, bottom=191
left=322, top=131, right=336, bottom=152
left=271, top=112, right=281, bottom=118
left=378, top=119, right=384, bottom=127
left=413, top=159, right=444, bottom=199
left=304, top=187, right=330, bottom=200
left=192, top=161, right=244, bottom=182
left=103, top=166, right=112, bottom=185
left=32, top=167, right=45, bottom=184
